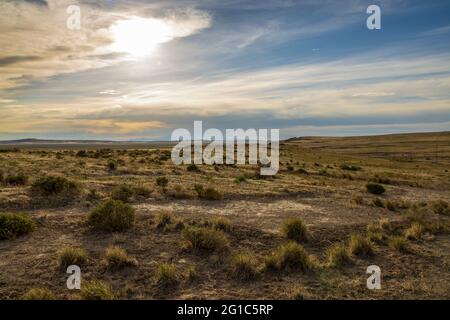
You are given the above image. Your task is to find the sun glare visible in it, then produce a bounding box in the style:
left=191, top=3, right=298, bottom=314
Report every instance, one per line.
left=110, top=17, right=174, bottom=57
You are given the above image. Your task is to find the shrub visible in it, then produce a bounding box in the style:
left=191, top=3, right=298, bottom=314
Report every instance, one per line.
left=326, top=243, right=352, bottom=267
left=389, top=236, right=409, bottom=252
left=431, top=200, right=449, bottom=216
left=281, top=217, right=308, bottom=242
left=366, top=183, right=385, bottom=195
left=155, top=263, right=178, bottom=287
left=76, top=150, right=87, bottom=157
left=22, top=287, right=56, bottom=300
left=111, top=184, right=134, bottom=202
left=0, top=213, right=36, bottom=240
left=230, top=253, right=259, bottom=281
left=235, top=176, right=247, bottom=183
left=405, top=223, right=425, bottom=240
left=182, top=227, right=229, bottom=252
left=169, top=185, right=192, bottom=199
left=297, top=168, right=308, bottom=174
left=31, top=176, right=79, bottom=196
left=80, top=280, right=115, bottom=300
left=59, top=246, right=88, bottom=269
left=265, top=242, right=312, bottom=272
left=156, top=176, right=169, bottom=188
left=88, top=199, right=135, bottom=232
left=5, top=173, right=28, bottom=186
left=107, top=159, right=118, bottom=171
left=349, top=234, right=373, bottom=256
left=103, top=246, right=137, bottom=270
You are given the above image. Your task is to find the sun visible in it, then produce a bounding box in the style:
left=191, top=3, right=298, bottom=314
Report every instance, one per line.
left=110, top=17, right=173, bottom=57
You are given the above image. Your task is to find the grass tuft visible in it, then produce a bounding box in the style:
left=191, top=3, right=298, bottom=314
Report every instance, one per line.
left=281, top=217, right=308, bottom=242
left=80, top=280, right=115, bottom=300
left=59, top=246, right=88, bottom=269
left=230, top=253, right=259, bottom=281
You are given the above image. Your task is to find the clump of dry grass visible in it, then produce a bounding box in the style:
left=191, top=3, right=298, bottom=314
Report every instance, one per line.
left=155, top=263, right=178, bottom=287
left=58, top=246, right=88, bottom=269
left=182, top=227, right=229, bottom=252
left=156, top=211, right=173, bottom=230
left=22, top=287, right=56, bottom=300
left=326, top=243, right=352, bottom=267
left=405, top=222, right=426, bottom=240
left=206, top=216, right=232, bottom=232
left=230, top=253, right=260, bottom=281
left=0, top=213, right=36, bottom=240
left=156, top=176, right=169, bottom=188
left=348, top=233, right=374, bottom=257
left=80, top=280, right=115, bottom=300
left=264, top=242, right=313, bottom=272
left=103, top=246, right=138, bottom=270
left=289, top=286, right=313, bottom=300
left=4, top=173, right=28, bottom=186
left=281, top=217, right=308, bottom=243
left=389, top=236, right=409, bottom=253
left=88, top=199, right=135, bottom=232
left=372, top=198, right=385, bottom=208
left=194, top=184, right=223, bottom=200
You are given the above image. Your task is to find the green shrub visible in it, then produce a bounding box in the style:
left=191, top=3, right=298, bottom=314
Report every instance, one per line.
left=281, top=217, right=308, bottom=242
left=80, top=280, right=115, bottom=300
left=230, top=253, right=259, bottom=281
left=103, top=246, right=137, bottom=270
left=111, top=184, right=134, bottom=202
left=4, top=173, right=28, bottom=186
left=265, top=242, right=312, bottom=272
left=0, top=213, right=36, bottom=240
left=88, top=199, right=135, bottom=232
left=31, top=176, right=79, bottom=196
left=156, top=176, right=169, bottom=188
left=349, top=234, right=374, bottom=256
left=326, top=243, right=352, bottom=267
left=182, top=227, right=229, bottom=252
left=235, top=176, right=247, bottom=183
left=59, top=246, right=88, bottom=269
left=155, top=263, right=178, bottom=287
left=366, top=183, right=385, bottom=195
left=133, top=185, right=152, bottom=198
left=107, top=159, right=118, bottom=170
left=389, top=236, right=409, bottom=252
left=22, top=287, right=56, bottom=300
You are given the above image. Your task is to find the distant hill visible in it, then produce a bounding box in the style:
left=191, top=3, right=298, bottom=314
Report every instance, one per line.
left=0, top=138, right=125, bottom=144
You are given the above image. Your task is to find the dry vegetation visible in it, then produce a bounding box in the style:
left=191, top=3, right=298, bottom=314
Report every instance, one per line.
left=0, top=131, right=449, bottom=299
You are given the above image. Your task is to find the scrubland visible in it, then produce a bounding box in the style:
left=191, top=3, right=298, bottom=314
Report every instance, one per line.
left=0, top=131, right=449, bottom=299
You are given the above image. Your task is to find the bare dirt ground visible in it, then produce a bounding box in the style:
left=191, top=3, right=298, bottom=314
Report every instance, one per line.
left=1, top=131, right=449, bottom=300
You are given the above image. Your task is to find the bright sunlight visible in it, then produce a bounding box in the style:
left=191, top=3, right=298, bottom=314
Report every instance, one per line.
left=110, top=17, right=174, bottom=57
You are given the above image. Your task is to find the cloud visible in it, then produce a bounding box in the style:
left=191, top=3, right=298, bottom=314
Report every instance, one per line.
left=0, top=0, right=211, bottom=90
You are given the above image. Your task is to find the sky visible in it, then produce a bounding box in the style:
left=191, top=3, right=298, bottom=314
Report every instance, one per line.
left=0, top=0, right=449, bottom=141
